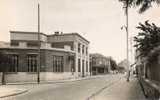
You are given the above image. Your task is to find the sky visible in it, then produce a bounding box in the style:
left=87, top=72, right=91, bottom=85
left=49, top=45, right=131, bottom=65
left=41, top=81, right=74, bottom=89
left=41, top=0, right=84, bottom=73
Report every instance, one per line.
left=0, top=0, right=160, bottom=63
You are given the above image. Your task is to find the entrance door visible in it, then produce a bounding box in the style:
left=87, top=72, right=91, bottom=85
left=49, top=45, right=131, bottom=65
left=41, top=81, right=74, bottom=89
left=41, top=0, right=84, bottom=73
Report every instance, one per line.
left=82, top=60, right=84, bottom=77
left=71, top=59, right=75, bottom=75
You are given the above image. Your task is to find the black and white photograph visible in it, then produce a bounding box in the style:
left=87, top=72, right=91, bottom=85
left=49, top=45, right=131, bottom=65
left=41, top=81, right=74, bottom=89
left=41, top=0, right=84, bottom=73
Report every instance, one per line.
left=0, top=0, right=160, bottom=100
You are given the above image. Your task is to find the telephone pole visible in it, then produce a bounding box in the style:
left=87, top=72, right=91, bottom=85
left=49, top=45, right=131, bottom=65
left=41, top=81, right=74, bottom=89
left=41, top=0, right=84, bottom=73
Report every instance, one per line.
left=125, top=0, right=130, bottom=82
left=37, top=3, right=40, bottom=84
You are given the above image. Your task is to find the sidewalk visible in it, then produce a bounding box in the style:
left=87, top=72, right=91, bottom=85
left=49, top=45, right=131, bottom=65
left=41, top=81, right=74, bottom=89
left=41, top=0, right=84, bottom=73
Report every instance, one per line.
left=0, top=86, right=27, bottom=98
left=89, top=77, right=146, bottom=100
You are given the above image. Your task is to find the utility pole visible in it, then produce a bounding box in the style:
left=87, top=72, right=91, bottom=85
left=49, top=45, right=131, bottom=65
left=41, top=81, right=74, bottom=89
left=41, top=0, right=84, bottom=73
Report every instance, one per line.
left=37, top=3, right=40, bottom=84
left=121, top=0, right=130, bottom=82
left=130, top=37, right=133, bottom=65
left=125, top=0, right=130, bottom=82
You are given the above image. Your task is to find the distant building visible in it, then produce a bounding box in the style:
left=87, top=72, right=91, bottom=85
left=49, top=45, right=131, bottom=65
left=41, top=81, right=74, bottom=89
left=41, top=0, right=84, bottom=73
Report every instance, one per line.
left=90, top=53, right=111, bottom=75
left=0, top=41, right=10, bottom=48
left=0, top=31, right=90, bottom=83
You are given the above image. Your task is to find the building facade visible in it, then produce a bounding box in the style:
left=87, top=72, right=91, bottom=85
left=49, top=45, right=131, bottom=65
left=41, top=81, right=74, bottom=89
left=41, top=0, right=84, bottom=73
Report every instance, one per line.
left=90, top=53, right=111, bottom=75
left=135, top=48, right=160, bottom=99
left=0, top=31, right=90, bottom=83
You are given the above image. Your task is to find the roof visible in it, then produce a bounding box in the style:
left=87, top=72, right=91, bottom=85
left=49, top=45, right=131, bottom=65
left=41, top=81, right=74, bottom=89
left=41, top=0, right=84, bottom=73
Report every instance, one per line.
left=90, top=53, right=110, bottom=60
left=10, top=31, right=90, bottom=43
left=10, top=31, right=47, bottom=36
left=48, top=32, right=90, bottom=43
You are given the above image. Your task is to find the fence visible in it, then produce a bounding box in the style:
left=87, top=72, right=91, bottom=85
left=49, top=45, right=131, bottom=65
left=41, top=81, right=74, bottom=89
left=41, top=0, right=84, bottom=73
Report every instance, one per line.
left=139, top=77, right=160, bottom=100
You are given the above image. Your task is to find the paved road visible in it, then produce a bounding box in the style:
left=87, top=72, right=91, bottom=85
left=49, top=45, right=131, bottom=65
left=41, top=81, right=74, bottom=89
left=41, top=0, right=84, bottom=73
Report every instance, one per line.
left=2, top=74, right=121, bottom=100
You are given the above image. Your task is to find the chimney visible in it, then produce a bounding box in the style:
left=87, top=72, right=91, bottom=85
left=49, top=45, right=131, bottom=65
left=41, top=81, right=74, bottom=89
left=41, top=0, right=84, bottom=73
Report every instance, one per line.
left=55, top=31, right=60, bottom=35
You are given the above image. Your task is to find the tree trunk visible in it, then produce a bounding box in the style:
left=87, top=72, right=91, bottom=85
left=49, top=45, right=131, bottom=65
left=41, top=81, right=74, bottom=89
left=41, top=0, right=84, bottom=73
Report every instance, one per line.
left=2, top=71, right=6, bottom=85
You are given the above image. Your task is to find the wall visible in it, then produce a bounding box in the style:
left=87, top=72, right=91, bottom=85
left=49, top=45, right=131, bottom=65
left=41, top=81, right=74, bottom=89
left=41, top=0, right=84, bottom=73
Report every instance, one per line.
left=47, top=33, right=90, bottom=77
left=75, top=38, right=90, bottom=77
left=147, top=60, right=160, bottom=82
left=44, top=50, right=72, bottom=72
left=0, top=48, right=78, bottom=83
left=11, top=32, right=47, bottom=42
left=0, top=72, right=75, bottom=83
left=40, top=72, right=75, bottom=81
left=47, top=34, right=76, bottom=43
left=0, top=48, right=74, bottom=72
left=136, top=55, right=160, bottom=99
left=51, top=42, right=74, bottom=50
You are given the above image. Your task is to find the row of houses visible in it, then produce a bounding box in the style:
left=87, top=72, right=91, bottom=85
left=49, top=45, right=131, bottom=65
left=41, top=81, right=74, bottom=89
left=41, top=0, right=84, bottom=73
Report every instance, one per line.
left=0, top=31, right=111, bottom=83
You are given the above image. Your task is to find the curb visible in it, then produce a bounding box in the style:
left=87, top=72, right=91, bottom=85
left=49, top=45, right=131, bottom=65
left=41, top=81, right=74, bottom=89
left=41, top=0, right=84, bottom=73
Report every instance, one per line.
left=0, top=89, right=28, bottom=98
left=6, top=75, right=107, bottom=85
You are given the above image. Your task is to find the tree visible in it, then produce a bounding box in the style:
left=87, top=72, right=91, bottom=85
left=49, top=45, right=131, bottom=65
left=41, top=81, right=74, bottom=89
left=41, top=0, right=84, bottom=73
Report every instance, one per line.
left=110, top=59, right=118, bottom=70
left=118, top=0, right=160, bottom=82
left=119, top=0, right=160, bottom=13
left=0, top=52, right=10, bottom=85
left=134, top=20, right=160, bottom=61
left=117, top=66, right=126, bottom=73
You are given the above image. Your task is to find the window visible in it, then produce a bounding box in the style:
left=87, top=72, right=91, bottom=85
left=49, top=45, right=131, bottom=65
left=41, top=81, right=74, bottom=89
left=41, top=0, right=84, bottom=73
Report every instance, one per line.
left=51, top=43, right=56, bottom=48
left=92, top=57, right=96, bottom=65
left=53, top=55, right=63, bottom=72
left=82, top=60, right=85, bottom=76
left=27, top=55, right=37, bottom=72
left=78, top=59, right=81, bottom=72
left=86, top=47, right=88, bottom=55
left=70, top=58, right=75, bottom=72
left=11, top=42, right=19, bottom=46
left=27, top=42, right=39, bottom=47
left=86, top=61, right=88, bottom=72
left=78, top=43, right=81, bottom=53
left=9, top=55, right=18, bottom=72
left=82, top=45, right=85, bottom=54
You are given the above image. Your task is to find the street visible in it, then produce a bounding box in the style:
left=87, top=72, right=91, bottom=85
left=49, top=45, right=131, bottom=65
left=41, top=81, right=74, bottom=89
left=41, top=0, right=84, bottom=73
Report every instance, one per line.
left=2, top=75, right=121, bottom=100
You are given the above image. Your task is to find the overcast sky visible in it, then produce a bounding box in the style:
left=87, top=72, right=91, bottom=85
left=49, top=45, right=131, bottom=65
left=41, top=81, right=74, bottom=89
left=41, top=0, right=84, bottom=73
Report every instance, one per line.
left=0, top=0, right=160, bottom=62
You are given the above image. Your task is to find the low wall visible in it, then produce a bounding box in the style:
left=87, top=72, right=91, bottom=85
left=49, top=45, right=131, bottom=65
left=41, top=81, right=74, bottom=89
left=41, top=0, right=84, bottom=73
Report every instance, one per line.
left=0, top=72, right=77, bottom=83
left=6, top=72, right=38, bottom=83
left=140, top=78, right=160, bottom=100
left=40, top=72, right=75, bottom=81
